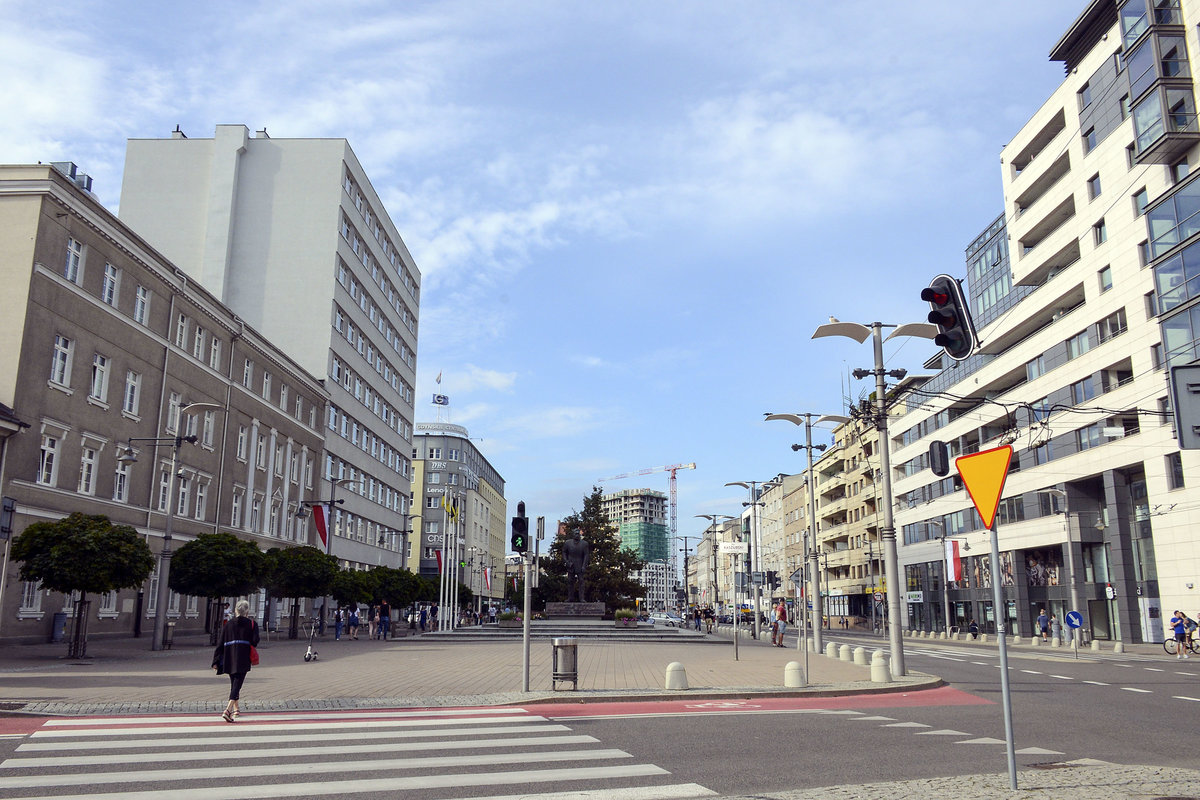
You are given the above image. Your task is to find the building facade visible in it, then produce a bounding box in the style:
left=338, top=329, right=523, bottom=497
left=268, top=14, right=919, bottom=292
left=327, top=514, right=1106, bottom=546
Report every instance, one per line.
left=118, top=125, right=419, bottom=574
left=600, top=488, right=671, bottom=609
left=0, top=164, right=327, bottom=644
left=410, top=422, right=505, bottom=608
left=894, top=0, right=1200, bottom=642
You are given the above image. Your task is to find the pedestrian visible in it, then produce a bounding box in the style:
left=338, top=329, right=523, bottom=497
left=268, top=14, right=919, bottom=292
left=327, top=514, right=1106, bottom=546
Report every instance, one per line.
left=773, top=600, right=788, bottom=647
left=211, top=599, right=259, bottom=723
left=419, top=606, right=428, bottom=632
left=1170, top=610, right=1190, bottom=659
left=489, top=605, right=497, bottom=624
left=1037, top=608, right=1049, bottom=641
left=368, top=605, right=379, bottom=640
left=348, top=606, right=360, bottom=639
left=379, top=600, right=391, bottom=640
left=1050, top=614, right=1062, bottom=644
left=968, top=619, right=979, bottom=639
left=334, top=607, right=343, bottom=641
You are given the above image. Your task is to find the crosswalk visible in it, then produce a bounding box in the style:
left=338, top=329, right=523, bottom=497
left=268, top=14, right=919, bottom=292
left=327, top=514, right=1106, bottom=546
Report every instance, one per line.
left=0, top=707, right=717, bottom=800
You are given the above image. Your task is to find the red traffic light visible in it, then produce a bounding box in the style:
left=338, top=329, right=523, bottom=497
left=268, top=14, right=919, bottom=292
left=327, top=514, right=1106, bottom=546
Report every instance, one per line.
left=922, top=274, right=977, bottom=361
left=921, top=288, right=950, bottom=306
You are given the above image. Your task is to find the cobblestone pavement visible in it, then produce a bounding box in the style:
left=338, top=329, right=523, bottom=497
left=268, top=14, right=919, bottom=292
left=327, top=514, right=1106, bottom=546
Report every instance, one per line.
left=729, top=759, right=1200, bottom=799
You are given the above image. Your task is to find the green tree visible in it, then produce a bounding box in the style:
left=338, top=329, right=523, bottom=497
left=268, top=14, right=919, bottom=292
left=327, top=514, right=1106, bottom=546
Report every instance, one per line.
left=330, top=569, right=373, bottom=609
left=540, top=487, right=646, bottom=612
left=263, top=546, right=339, bottom=638
left=369, top=567, right=424, bottom=609
left=171, top=532, right=265, bottom=636
left=12, top=513, right=155, bottom=655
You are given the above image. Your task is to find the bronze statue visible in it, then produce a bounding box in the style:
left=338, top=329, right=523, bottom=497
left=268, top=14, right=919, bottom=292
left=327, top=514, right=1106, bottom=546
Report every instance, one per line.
left=562, top=529, right=591, bottom=603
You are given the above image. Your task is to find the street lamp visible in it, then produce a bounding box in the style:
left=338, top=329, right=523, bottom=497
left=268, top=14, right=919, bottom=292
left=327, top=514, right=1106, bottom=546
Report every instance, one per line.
left=695, top=513, right=737, bottom=657
left=1039, top=488, right=1085, bottom=649
left=726, top=480, right=767, bottom=641
left=117, top=401, right=223, bottom=651
left=765, top=412, right=847, bottom=653
left=812, top=319, right=936, bottom=678
left=296, top=476, right=362, bottom=634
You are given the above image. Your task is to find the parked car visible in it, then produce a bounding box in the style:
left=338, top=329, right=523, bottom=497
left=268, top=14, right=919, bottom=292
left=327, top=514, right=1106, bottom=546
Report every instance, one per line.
left=650, top=612, right=684, bottom=627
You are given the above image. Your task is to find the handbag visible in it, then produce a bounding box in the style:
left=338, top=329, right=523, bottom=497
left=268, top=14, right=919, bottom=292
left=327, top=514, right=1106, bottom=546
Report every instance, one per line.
left=250, top=645, right=260, bottom=666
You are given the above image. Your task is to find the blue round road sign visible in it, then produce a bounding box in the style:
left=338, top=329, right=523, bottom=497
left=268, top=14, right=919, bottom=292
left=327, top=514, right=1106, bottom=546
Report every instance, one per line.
left=1065, top=610, right=1082, bottom=629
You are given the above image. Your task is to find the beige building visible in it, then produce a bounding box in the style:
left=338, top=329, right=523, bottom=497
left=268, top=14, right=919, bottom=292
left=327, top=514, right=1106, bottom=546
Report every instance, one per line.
left=0, top=164, right=327, bottom=644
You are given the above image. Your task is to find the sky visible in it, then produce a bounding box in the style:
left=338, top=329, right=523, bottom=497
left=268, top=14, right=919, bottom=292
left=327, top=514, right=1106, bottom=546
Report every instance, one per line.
left=1, top=1, right=1087, bottom=545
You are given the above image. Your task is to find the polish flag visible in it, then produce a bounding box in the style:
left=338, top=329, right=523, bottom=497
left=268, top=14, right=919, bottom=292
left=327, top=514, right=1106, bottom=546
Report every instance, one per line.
left=483, top=567, right=492, bottom=591
left=945, top=538, right=962, bottom=583
left=435, top=549, right=443, bottom=574
left=311, top=504, right=332, bottom=549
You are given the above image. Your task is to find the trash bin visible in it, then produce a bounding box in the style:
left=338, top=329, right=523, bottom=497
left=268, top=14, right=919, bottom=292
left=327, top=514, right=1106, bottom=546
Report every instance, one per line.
left=50, top=612, right=68, bottom=643
left=552, top=637, right=578, bottom=690
left=162, top=621, right=176, bottom=650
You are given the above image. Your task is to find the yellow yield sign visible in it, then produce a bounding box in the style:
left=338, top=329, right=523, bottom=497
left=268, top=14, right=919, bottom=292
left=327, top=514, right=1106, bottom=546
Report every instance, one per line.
left=956, top=445, right=1013, bottom=530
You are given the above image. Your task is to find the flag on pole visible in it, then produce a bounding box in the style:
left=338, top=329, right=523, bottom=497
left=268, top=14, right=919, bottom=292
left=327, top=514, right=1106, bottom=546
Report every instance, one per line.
left=512, top=577, right=518, bottom=591
left=435, top=371, right=442, bottom=384
left=311, top=504, right=332, bottom=549
left=945, top=538, right=962, bottom=583
left=435, top=549, right=443, bottom=574
left=483, top=567, right=492, bottom=590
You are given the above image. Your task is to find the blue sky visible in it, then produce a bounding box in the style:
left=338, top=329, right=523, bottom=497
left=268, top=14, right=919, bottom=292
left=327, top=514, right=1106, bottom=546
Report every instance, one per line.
left=2, top=1, right=1085, bottom=542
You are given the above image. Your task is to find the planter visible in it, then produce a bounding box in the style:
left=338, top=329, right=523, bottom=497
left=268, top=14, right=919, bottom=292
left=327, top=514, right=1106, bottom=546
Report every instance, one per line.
left=497, top=619, right=523, bottom=628
left=614, top=618, right=638, bottom=628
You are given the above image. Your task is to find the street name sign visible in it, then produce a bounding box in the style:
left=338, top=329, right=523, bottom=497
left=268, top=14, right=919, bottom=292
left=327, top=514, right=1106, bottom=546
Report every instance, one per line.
left=719, top=542, right=749, bottom=554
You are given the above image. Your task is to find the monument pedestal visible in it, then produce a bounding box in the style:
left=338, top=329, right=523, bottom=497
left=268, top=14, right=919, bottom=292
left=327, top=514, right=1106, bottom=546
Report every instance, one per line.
left=545, top=602, right=606, bottom=619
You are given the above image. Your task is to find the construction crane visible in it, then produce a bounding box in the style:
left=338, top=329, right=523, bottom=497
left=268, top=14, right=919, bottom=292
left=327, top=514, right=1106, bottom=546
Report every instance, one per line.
left=598, top=463, right=697, bottom=598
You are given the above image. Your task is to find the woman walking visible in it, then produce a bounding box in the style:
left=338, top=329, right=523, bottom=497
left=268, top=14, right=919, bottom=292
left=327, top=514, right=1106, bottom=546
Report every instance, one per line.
left=212, top=599, right=260, bottom=723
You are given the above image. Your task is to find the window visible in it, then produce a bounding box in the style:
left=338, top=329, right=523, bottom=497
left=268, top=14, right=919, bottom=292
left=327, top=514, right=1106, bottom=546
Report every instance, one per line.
left=1099, top=265, right=1113, bottom=293
left=1167, top=451, right=1185, bottom=489
left=1121, top=93, right=1131, bottom=120
left=192, top=327, right=205, bottom=359
left=194, top=482, right=207, bottom=520
left=428, top=472, right=441, bottom=484
left=113, top=460, right=131, bottom=503
left=201, top=410, right=215, bottom=447
left=426, top=495, right=440, bottom=509
left=1079, top=83, right=1093, bottom=110
left=133, top=286, right=151, bottom=324
left=1031, top=397, right=1051, bottom=422
left=123, top=371, right=141, bottom=416
left=37, top=435, right=59, bottom=486
left=280, top=384, right=288, bottom=412
left=1093, top=218, right=1107, bottom=245
left=1070, top=376, right=1097, bottom=404
left=261, top=371, right=271, bottom=401
left=449, top=448, right=460, bottom=461
left=237, top=426, right=248, bottom=460
left=157, top=470, right=171, bottom=512
left=242, top=359, right=253, bottom=388
left=1076, top=423, right=1104, bottom=452
left=78, top=447, right=97, bottom=495
left=175, top=314, right=188, bottom=347
left=101, top=264, right=120, bottom=305
left=1172, top=157, right=1190, bottom=183
left=176, top=476, right=190, bottom=516
left=65, top=238, right=83, bottom=283
left=1026, top=355, right=1046, bottom=382
left=209, top=338, right=221, bottom=370
left=1133, top=187, right=1149, bottom=216
left=166, top=392, right=181, bottom=433
left=89, top=353, right=110, bottom=403
left=1098, top=308, right=1128, bottom=343
left=50, top=334, right=73, bottom=386
left=1088, top=173, right=1102, bottom=199
left=1084, top=127, right=1097, bottom=152
left=231, top=491, right=243, bottom=528
left=428, top=447, right=442, bottom=459
left=1067, top=330, right=1091, bottom=360
left=256, top=434, right=267, bottom=469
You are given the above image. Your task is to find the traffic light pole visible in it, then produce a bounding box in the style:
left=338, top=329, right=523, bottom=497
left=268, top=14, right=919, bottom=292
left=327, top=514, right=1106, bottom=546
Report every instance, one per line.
left=521, top=551, right=532, bottom=692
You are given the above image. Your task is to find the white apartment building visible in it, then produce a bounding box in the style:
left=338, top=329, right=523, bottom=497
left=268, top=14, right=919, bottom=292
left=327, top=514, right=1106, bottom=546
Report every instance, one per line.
left=118, top=125, right=420, bottom=573
left=893, top=0, right=1200, bottom=644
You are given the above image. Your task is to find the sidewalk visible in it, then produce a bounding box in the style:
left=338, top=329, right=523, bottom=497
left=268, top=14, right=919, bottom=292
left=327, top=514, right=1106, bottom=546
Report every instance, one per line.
left=0, top=627, right=918, bottom=716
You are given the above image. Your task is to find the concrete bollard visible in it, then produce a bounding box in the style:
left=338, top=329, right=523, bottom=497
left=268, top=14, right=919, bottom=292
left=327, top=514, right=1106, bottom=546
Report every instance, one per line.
left=940, top=631, right=947, bottom=640
left=980, top=633, right=988, bottom=643
left=853, top=646, right=868, bottom=665
left=664, top=661, right=688, bottom=690
left=1051, top=637, right=1061, bottom=648
left=784, top=660, right=806, bottom=688
left=871, top=650, right=890, bottom=683
left=839, top=644, right=852, bottom=661
left=1113, top=642, right=1125, bottom=654
left=1091, top=640, right=1101, bottom=652
left=825, top=642, right=838, bottom=658
left=1031, top=637, right=1041, bottom=646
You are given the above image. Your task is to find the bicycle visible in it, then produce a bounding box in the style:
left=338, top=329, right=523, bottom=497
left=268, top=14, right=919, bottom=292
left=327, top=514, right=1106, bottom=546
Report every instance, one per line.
left=1162, top=636, right=1199, bottom=656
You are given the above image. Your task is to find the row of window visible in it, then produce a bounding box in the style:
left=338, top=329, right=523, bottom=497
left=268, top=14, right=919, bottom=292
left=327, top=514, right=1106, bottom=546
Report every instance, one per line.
left=332, top=302, right=415, bottom=398
left=64, top=240, right=153, bottom=326
left=324, top=454, right=406, bottom=515
left=326, top=404, right=409, bottom=479
left=342, top=172, right=419, bottom=306
left=329, top=357, right=412, bottom=441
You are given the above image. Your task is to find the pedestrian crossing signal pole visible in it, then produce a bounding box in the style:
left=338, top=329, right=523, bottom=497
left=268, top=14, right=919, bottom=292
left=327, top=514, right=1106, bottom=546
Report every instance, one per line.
left=513, top=501, right=532, bottom=692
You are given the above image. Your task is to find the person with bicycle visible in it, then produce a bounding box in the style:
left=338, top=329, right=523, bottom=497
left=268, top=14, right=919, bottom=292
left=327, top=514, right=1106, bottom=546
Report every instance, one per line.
left=1170, top=610, right=1190, bottom=659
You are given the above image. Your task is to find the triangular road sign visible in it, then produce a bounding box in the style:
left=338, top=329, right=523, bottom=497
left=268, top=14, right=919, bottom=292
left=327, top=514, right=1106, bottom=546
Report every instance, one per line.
left=956, top=445, right=1013, bottom=530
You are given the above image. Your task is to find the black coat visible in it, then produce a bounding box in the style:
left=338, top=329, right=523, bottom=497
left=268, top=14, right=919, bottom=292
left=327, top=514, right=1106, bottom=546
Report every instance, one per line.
left=213, top=616, right=259, bottom=675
